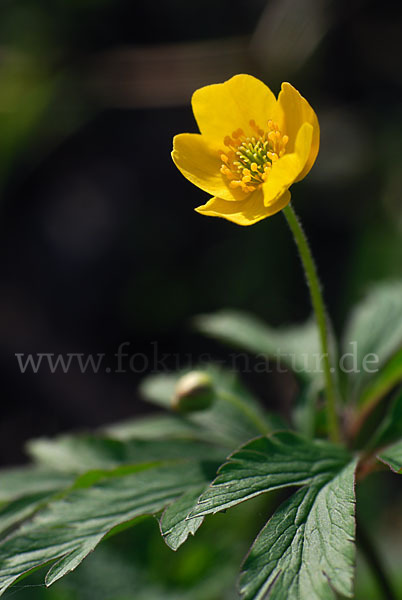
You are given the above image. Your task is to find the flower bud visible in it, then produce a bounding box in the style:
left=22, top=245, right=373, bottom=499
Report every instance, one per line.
left=172, top=371, right=214, bottom=413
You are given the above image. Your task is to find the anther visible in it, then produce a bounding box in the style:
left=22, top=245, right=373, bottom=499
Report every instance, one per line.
left=220, top=118, right=288, bottom=193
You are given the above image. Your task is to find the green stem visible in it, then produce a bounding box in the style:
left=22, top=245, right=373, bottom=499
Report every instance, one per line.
left=218, top=390, right=269, bottom=435
left=357, top=519, right=398, bottom=600
left=282, top=203, right=340, bottom=443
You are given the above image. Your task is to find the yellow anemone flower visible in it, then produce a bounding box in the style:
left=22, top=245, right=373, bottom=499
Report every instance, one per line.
left=172, top=74, right=319, bottom=226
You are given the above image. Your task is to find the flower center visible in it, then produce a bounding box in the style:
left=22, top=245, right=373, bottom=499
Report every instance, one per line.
left=220, top=120, right=288, bottom=193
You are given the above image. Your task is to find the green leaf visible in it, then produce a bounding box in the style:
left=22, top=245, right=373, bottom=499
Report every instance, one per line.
left=134, top=367, right=286, bottom=553
left=0, top=467, right=73, bottom=502
left=0, top=457, right=220, bottom=596
left=342, top=281, right=402, bottom=405
left=11, top=496, right=258, bottom=600
left=159, top=485, right=205, bottom=551
left=189, top=432, right=356, bottom=600
left=369, top=387, right=402, bottom=450
left=26, top=436, right=226, bottom=473
left=239, top=460, right=357, bottom=600
left=378, top=438, right=402, bottom=474
left=190, top=432, right=350, bottom=517
left=0, top=492, right=55, bottom=538
left=194, top=311, right=324, bottom=387
left=103, top=413, right=204, bottom=441
left=358, top=349, right=402, bottom=409
left=0, top=468, right=75, bottom=549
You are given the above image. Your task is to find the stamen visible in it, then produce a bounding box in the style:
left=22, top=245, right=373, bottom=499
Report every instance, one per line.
left=229, top=180, right=242, bottom=188
left=220, top=119, right=288, bottom=193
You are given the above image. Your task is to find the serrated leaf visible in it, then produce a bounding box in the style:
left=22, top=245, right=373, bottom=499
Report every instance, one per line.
left=342, top=281, right=402, bottom=405
left=187, top=432, right=356, bottom=600
left=159, top=485, right=205, bottom=550
left=239, top=460, right=357, bottom=600
left=0, top=457, right=221, bottom=596
left=194, top=311, right=324, bottom=387
left=190, top=432, right=350, bottom=517
left=16, top=502, right=250, bottom=600
left=378, top=438, right=402, bottom=474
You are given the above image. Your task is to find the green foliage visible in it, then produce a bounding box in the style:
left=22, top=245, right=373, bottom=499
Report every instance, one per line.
left=1, top=281, right=402, bottom=598
left=160, top=486, right=206, bottom=551
left=0, top=367, right=273, bottom=597
left=240, top=461, right=357, bottom=600
left=194, top=310, right=324, bottom=388
left=0, top=467, right=73, bottom=501
left=194, top=311, right=328, bottom=436
left=189, top=433, right=356, bottom=599
left=0, top=454, right=222, bottom=595
left=190, top=433, right=351, bottom=515
left=342, top=281, right=402, bottom=407
left=378, top=439, right=402, bottom=474
left=26, top=436, right=226, bottom=473
left=195, top=281, right=402, bottom=435
left=370, top=387, right=402, bottom=450
left=139, top=366, right=276, bottom=445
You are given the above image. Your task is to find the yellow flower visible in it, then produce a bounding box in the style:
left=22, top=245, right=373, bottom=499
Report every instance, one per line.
left=172, top=74, right=319, bottom=226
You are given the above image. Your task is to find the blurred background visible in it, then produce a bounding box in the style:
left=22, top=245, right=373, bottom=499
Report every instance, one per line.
left=0, top=0, right=402, bottom=467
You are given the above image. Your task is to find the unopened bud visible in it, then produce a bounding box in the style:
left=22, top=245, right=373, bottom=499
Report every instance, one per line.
left=172, top=371, right=214, bottom=413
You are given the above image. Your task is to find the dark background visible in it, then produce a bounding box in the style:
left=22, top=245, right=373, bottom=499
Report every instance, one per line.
left=0, top=0, right=401, bottom=465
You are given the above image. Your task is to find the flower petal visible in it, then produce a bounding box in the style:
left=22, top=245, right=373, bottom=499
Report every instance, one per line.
left=262, top=122, right=313, bottom=206
left=192, top=74, right=277, bottom=144
left=277, top=82, right=320, bottom=181
left=172, top=133, right=246, bottom=201
left=195, top=189, right=291, bottom=226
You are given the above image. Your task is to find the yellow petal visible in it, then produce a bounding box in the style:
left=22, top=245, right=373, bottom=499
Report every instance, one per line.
left=195, top=189, right=291, bottom=226
left=262, top=122, right=313, bottom=207
left=276, top=82, right=320, bottom=182
left=172, top=133, right=246, bottom=201
left=192, top=74, right=277, bottom=144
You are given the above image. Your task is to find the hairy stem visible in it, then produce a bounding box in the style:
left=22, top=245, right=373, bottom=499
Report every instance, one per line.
left=282, top=203, right=340, bottom=443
